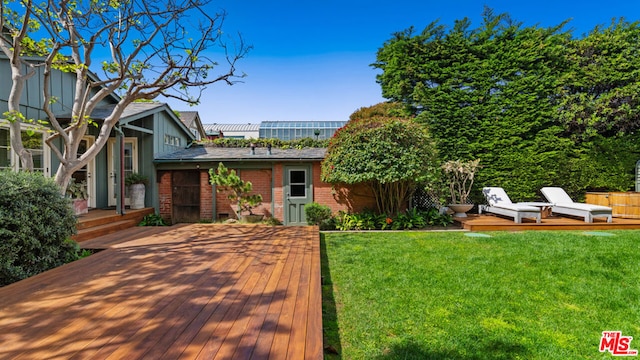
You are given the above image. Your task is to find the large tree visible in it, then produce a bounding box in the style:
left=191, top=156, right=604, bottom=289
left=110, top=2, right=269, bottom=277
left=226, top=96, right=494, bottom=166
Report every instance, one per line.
left=321, top=102, right=438, bottom=216
left=0, top=0, right=51, bottom=171
left=1, top=0, right=249, bottom=192
left=373, top=9, right=640, bottom=200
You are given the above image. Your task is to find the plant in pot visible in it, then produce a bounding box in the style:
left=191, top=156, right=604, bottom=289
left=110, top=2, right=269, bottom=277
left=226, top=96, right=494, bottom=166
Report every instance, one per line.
left=125, top=172, right=148, bottom=210
left=66, top=179, right=88, bottom=215
left=209, top=162, right=264, bottom=223
left=442, top=159, right=480, bottom=217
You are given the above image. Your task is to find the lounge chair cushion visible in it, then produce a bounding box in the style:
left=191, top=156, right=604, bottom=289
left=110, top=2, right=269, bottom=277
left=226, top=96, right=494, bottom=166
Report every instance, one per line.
left=539, top=187, right=574, bottom=204
left=552, top=202, right=612, bottom=211
left=483, top=187, right=514, bottom=206
left=481, top=187, right=541, bottom=223
left=541, top=187, right=612, bottom=223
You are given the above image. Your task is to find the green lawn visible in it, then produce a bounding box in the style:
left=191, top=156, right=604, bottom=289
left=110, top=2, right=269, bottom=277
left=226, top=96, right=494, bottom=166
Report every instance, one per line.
left=321, top=230, right=640, bottom=359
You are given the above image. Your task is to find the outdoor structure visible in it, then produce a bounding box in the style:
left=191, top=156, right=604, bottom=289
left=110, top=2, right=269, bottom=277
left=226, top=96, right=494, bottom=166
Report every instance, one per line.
left=0, top=54, right=196, bottom=214
left=258, top=120, right=346, bottom=140
left=154, top=144, right=376, bottom=225
left=203, top=123, right=260, bottom=139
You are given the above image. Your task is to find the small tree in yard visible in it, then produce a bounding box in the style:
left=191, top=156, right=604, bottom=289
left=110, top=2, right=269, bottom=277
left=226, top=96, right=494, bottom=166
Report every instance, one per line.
left=321, top=102, right=439, bottom=216
left=442, top=159, right=481, bottom=204
left=1, top=0, right=249, bottom=194
left=209, top=162, right=263, bottom=217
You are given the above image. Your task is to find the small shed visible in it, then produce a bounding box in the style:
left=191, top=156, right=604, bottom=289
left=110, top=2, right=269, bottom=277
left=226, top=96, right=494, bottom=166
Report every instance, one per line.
left=154, top=145, right=375, bottom=225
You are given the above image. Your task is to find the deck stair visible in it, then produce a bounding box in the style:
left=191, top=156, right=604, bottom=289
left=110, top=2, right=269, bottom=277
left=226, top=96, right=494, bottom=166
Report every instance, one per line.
left=73, top=208, right=154, bottom=242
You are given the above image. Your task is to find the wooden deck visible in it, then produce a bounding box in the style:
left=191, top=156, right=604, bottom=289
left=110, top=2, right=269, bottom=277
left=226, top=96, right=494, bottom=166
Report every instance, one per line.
left=0, top=224, right=323, bottom=359
left=73, top=208, right=155, bottom=242
left=457, top=214, right=640, bottom=231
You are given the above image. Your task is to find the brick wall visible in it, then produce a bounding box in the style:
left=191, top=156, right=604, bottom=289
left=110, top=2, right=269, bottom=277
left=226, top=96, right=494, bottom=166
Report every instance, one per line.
left=240, top=169, right=272, bottom=218
left=311, top=162, right=376, bottom=214
left=160, top=161, right=377, bottom=224
left=158, top=171, right=172, bottom=223
left=211, top=168, right=273, bottom=220
left=200, top=170, right=213, bottom=220
left=273, top=164, right=284, bottom=220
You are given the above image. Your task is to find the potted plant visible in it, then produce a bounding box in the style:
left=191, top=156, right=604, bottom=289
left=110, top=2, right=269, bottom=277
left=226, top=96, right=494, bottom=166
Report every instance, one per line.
left=66, top=179, right=88, bottom=215
left=209, top=162, right=264, bottom=223
left=125, top=172, right=148, bottom=210
left=442, top=159, right=480, bottom=217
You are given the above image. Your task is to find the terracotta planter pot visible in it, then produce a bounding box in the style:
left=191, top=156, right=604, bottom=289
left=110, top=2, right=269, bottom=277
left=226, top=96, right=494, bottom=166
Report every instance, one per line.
left=72, top=198, right=88, bottom=215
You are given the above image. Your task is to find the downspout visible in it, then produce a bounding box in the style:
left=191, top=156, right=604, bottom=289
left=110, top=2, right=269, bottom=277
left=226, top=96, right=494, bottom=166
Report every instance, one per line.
left=114, top=125, right=126, bottom=215
left=211, top=180, right=216, bottom=221
left=271, top=162, right=275, bottom=219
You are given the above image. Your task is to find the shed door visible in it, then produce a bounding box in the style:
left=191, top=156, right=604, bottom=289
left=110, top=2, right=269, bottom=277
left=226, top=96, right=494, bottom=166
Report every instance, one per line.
left=172, top=171, right=201, bottom=223
left=284, top=165, right=312, bottom=225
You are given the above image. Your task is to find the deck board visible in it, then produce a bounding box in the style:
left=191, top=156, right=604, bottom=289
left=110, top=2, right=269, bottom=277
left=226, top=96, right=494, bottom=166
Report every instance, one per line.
left=0, top=224, right=322, bottom=360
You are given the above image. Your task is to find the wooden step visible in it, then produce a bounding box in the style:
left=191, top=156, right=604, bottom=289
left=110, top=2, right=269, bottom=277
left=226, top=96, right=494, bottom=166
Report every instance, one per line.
left=73, top=219, right=139, bottom=242
left=76, top=208, right=154, bottom=230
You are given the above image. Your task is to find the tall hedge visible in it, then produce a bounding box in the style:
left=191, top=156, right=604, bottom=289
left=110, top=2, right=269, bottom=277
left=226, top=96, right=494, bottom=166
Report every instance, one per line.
left=0, top=171, right=79, bottom=286
left=373, top=9, right=640, bottom=201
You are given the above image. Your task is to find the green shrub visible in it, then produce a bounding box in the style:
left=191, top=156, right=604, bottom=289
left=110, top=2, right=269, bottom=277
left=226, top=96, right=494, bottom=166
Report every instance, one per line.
left=138, top=213, right=167, bottom=226
left=0, top=171, right=79, bottom=286
left=262, top=217, right=283, bottom=226
left=304, top=202, right=333, bottom=225
left=333, top=207, right=453, bottom=231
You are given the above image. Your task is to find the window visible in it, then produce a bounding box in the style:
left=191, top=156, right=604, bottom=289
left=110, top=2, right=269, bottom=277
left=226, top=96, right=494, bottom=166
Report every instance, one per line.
left=22, top=130, right=45, bottom=173
left=0, top=128, right=11, bottom=170
left=164, top=134, right=182, bottom=147
left=289, top=170, right=306, bottom=197
left=0, top=126, right=48, bottom=174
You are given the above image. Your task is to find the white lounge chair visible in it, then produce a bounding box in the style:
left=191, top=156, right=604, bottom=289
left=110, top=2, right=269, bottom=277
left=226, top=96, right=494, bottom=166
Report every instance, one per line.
left=540, top=187, right=612, bottom=223
left=480, top=187, right=541, bottom=223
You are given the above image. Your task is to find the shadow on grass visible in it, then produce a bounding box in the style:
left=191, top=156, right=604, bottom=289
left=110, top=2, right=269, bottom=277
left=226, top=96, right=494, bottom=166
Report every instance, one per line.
left=320, top=233, right=343, bottom=359
left=373, top=338, right=530, bottom=360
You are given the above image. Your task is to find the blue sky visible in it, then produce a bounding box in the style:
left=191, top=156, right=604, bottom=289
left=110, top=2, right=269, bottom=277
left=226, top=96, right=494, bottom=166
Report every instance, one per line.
left=164, top=0, right=640, bottom=124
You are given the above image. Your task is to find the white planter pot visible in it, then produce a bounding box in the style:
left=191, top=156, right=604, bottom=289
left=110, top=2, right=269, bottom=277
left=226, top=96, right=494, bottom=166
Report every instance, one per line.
left=447, top=203, right=474, bottom=217
left=129, top=184, right=146, bottom=209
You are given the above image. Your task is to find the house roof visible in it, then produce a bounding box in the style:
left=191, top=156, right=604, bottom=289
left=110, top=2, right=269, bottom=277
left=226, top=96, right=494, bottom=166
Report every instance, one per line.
left=179, top=111, right=199, bottom=128
left=203, top=123, right=260, bottom=132
left=56, top=102, right=195, bottom=141
left=154, top=145, right=327, bottom=163
left=57, top=102, right=165, bottom=121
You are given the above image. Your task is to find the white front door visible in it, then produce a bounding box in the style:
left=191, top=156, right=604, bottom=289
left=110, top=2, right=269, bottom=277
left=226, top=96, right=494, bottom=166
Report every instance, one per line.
left=107, top=138, right=138, bottom=207
left=71, top=136, right=96, bottom=208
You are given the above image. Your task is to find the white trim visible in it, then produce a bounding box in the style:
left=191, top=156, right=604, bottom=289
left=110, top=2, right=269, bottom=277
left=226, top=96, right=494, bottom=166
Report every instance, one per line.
left=0, top=123, right=51, bottom=176
left=107, top=137, right=139, bottom=206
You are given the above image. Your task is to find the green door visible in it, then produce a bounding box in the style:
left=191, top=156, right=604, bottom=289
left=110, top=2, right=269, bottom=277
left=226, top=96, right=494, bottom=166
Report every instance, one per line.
left=284, top=165, right=312, bottom=225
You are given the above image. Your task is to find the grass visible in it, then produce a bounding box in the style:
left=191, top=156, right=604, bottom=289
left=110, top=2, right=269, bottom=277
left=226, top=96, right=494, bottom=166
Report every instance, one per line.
left=321, top=230, right=640, bottom=359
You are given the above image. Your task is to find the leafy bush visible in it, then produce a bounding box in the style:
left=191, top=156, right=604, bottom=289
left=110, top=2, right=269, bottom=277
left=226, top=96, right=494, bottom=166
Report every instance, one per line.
left=0, top=171, right=79, bottom=286
left=262, top=217, right=283, bottom=226
left=138, top=213, right=167, bottom=226
left=305, top=202, right=333, bottom=225
left=321, top=105, right=439, bottom=216
left=333, top=207, right=453, bottom=231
